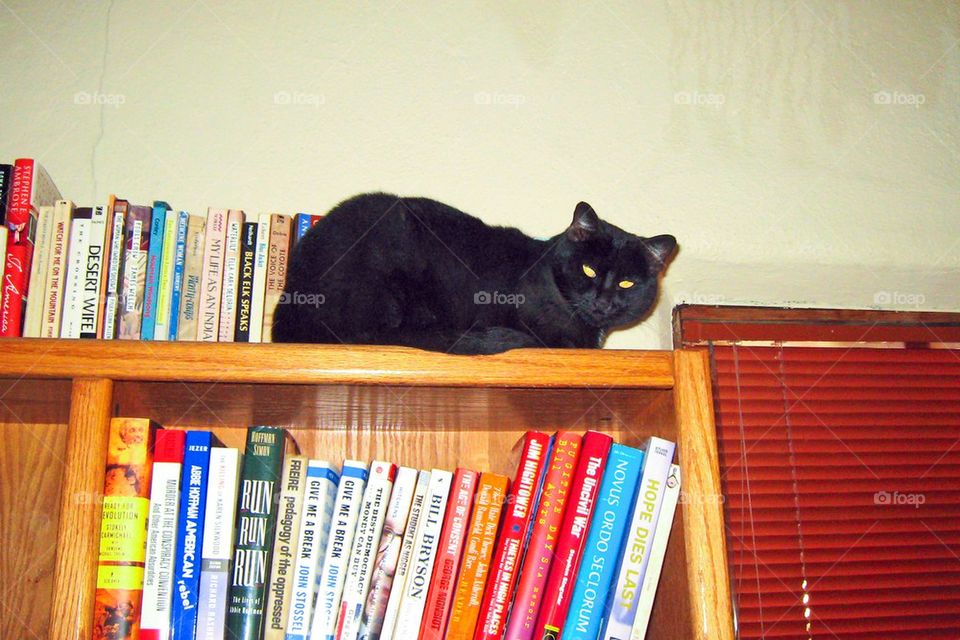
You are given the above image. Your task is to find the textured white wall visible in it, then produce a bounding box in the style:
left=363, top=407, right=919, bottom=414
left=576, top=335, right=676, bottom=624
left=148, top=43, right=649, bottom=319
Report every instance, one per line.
left=1, top=1, right=957, bottom=349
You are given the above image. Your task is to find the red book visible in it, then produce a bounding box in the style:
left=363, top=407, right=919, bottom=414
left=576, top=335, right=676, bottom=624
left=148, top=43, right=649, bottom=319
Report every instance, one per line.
left=474, top=431, right=551, bottom=640
left=533, top=431, right=613, bottom=640
left=420, top=468, right=479, bottom=640
left=1, top=243, right=29, bottom=336
left=503, top=432, right=583, bottom=640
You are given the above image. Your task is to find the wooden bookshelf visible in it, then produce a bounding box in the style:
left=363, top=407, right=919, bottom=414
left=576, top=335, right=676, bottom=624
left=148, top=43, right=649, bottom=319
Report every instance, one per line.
left=0, top=340, right=733, bottom=640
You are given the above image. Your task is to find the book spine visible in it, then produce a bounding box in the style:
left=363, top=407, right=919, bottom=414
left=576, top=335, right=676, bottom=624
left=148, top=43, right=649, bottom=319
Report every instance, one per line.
left=0, top=230, right=6, bottom=312
left=474, top=431, right=552, bottom=640
left=154, top=209, right=179, bottom=340
left=79, top=205, right=109, bottom=338
left=195, top=447, right=242, bottom=639
left=309, top=461, right=369, bottom=640
left=176, top=214, right=206, bottom=341
left=248, top=213, right=271, bottom=343
left=1, top=243, right=28, bottom=336
left=43, top=201, right=73, bottom=338
left=628, top=464, right=681, bottom=640
left=101, top=200, right=127, bottom=339
left=0, top=159, right=33, bottom=336
left=444, top=474, right=509, bottom=640
left=118, top=204, right=152, bottom=339
left=294, top=213, right=312, bottom=245
left=262, top=455, right=308, bottom=640
left=60, top=205, right=91, bottom=338
left=337, top=462, right=398, bottom=640
left=170, top=431, right=215, bottom=640
left=563, top=445, right=645, bottom=640
left=261, top=213, right=291, bottom=343
left=504, top=433, right=582, bottom=640
left=142, top=430, right=187, bottom=640
left=218, top=209, right=244, bottom=342
left=391, top=469, right=453, bottom=640
left=234, top=221, right=257, bottom=342
left=0, top=163, right=12, bottom=226
left=141, top=202, right=170, bottom=340
left=91, top=417, right=158, bottom=640
left=379, top=470, right=431, bottom=640
left=5, top=159, right=36, bottom=235
left=21, top=204, right=53, bottom=337
left=286, top=461, right=340, bottom=640
left=534, top=431, right=613, bottom=640
left=197, top=208, right=227, bottom=341
left=356, top=466, right=418, bottom=640
left=167, top=211, right=190, bottom=340
left=226, top=426, right=287, bottom=640
left=601, top=437, right=676, bottom=640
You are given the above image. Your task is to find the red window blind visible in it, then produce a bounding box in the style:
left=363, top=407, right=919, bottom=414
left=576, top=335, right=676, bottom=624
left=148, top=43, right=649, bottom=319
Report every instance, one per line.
left=712, top=344, right=960, bottom=639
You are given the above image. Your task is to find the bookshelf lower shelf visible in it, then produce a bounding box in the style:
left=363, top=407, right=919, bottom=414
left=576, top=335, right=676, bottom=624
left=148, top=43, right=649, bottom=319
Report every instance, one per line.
left=0, top=341, right=732, bottom=640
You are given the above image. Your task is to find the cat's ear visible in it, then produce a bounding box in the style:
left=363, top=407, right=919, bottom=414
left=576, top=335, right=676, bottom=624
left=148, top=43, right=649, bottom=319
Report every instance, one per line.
left=567, top=202, right=599, bottom=242
left=644, top=234, right=677, bottom=271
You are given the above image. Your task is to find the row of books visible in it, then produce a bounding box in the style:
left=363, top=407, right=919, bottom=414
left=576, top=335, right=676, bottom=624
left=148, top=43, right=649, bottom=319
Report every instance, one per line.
left=95, top=421, right=680, bottom=640
left=0, top=157, right=321, bottom=341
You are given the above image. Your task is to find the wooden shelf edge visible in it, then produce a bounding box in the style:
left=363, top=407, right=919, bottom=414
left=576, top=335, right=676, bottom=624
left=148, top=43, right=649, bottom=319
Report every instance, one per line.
left=0, top=339, right=675, bottom=388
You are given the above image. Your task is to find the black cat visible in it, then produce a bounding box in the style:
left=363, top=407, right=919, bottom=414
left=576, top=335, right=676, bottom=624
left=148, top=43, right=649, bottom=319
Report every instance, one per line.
left=272, top=194, right=676, bottom=354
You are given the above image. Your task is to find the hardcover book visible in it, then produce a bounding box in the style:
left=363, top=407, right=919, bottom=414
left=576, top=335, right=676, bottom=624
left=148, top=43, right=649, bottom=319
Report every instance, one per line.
left=419, top=468, right=478, bottom=640
left=261, top=213, right=291, bottom=343
left=118, top=204, right=153, bottom=339
left=176, top=214, right=206, bottom=341
left=310, top=460, right=369, bottom=640
left=218, top=209, right=244, bottom=342
left=534, top=431, right=613, bottom=640
left=91, top=417, right=159, bottom=640
left=21, top=204, right=54, bottom=337
left=154, top=208, right=179, bottom=340
left=166, top=211, right=190, bottom=340
left=474, top=431, right=551, bottom=640
left=262, top=454, right=308, bottom=640
left=0, top=163, right=12, bottom=225
left=80, top=204, right=109, bottom=338
left=602, top=437, right=676, bottom=640
left=225, top=426, right=286, bottom=640
left=286, top=460, right=340, bottom=640
left=504, top=433, right=582, bottom=640
left=60, top=205, right=91, bottom=338
left=142, top=430, right=187, bottom=640
left=101, top=198, right=128, bottom=339
left=141, top=201, right=170, bottom=340
left=357, top=466, right=418, bottom=640
left=233, top=220, right=257, bottom=342
left=0, top=229, right=6, bottom=309
left=196, top=447, right=242, bottom=639
left=444, top=473, right=509, bottom=640
left=198, top=208, right=227, bottom=342
left=337, top=461, right=398, bottom=640
left=563, top=444, right=645, bottom=640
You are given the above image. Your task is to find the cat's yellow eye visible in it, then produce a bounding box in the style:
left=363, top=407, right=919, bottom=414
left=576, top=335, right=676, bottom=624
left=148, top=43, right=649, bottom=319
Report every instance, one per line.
left=582, top=264, right=597, bottom=278
left=619, top=280, right=635, bottom=289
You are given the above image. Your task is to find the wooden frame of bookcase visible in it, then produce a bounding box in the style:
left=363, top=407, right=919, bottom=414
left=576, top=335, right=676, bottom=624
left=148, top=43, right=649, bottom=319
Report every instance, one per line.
left=0, top=341, right=733, bottom=640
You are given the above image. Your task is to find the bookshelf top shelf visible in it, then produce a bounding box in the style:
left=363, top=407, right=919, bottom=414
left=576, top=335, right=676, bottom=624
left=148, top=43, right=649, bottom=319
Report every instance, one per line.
left=0, top=339, right=677, bottom=388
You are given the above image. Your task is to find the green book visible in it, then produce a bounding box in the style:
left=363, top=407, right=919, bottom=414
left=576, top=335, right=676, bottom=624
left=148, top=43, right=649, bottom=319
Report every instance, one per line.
left=226, top=426, right=286, bottom=640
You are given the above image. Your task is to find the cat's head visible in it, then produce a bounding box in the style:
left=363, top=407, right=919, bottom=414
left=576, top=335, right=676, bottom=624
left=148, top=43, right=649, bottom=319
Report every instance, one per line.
left=552, top=202, right=676, bottom=330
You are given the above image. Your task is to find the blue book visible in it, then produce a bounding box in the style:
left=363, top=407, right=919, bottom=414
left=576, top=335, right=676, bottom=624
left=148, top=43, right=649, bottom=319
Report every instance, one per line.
left=562, top=443, right=645, bottom=640
left=141, top=200, right=170, bottom=339
left=167, top=211, right=190, bottom=340
left=170, top=431, right=216, bottom=640
left=294, top=212, right=312, bottom=245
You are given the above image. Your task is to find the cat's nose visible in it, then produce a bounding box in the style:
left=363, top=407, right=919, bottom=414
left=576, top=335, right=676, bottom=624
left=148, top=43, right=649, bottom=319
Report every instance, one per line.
left=595, top=299, right=614, bottom=314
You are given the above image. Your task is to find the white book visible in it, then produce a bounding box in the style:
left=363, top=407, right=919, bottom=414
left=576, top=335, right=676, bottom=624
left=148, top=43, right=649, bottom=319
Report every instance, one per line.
left=79, top=205, right=109, bottom=338
left=379, top=470, right=430, bottom=640
left=197, top=208, right=226, bottom=342
left=217, top=209, right=244, bottom=341
left=337, top=462, right=397, bottom=640
left=309, top=461, right=369, bottom=640
left=101, top=204, right=125, bottom=339
left=59, top=207, right=91, bottom=338
left=602, top=437, right=676, bottom=640
left=357, top=467, right=419, bottom=640
left=154, top=209, right=179, bottom=340
left=390, top=469, right=452, bottom=640
left=286, top=461, right=341, bottom=640
left=248, top=212, right=271, bottom=343
left=141, top=435, right=185, bottom=640
left=22, top=205, right=54, bottom=337
left=629, top=464, right=681, bottom=640
left=195, top=447, right=242, bottom=640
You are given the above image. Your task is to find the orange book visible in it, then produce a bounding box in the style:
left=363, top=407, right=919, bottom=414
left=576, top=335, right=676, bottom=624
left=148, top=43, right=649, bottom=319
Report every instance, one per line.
left=91, top=417, right=159, bottom=640
left=444, top=473, right=509, bottom=640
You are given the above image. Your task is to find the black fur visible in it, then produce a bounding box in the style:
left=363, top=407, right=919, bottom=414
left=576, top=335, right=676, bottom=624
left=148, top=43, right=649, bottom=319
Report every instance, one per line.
left=272, top=194, right=676, bottom=354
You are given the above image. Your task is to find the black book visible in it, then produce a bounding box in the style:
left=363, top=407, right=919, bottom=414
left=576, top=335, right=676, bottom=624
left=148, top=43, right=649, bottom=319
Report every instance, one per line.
left=234, top=221, right=257, bottom=342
